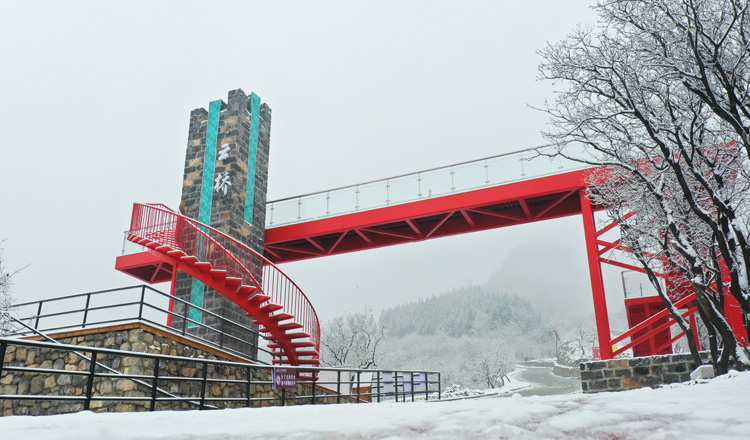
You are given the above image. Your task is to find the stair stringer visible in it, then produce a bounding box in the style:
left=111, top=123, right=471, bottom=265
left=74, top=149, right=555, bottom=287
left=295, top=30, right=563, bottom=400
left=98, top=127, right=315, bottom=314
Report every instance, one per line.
left=134, top=236, right=315, bottom=367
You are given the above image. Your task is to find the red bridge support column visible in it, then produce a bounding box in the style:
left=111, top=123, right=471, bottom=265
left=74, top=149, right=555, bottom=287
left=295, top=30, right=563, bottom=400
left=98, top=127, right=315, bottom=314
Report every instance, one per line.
left=580, top=192, right=614, bottom=360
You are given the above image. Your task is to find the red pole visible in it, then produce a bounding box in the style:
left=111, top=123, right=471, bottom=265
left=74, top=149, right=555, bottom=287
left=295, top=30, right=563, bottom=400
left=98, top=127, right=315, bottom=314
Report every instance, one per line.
left=580, top=191, right=614, bottom=360
left=167, top=267, right=177, bottom=327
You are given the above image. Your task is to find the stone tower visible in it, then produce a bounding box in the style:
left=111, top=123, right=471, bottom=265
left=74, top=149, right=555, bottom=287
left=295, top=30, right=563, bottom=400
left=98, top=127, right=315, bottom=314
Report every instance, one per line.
left=170, top=89, right=272, bottom=359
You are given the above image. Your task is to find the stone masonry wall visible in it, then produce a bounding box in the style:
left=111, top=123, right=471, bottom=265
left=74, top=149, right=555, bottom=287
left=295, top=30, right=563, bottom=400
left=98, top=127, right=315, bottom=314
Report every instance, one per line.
left=580, top=352, right=710, bottom=393
left=172, top=89, right=273, bottom=357
left=1, top=324, right=345, bottom=416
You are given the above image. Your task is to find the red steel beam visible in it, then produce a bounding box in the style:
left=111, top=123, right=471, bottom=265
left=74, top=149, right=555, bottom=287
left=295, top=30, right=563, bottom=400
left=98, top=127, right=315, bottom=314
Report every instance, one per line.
left=265, top=169, right=594, bottom=264
left=580, top=192, right=614, bottom=360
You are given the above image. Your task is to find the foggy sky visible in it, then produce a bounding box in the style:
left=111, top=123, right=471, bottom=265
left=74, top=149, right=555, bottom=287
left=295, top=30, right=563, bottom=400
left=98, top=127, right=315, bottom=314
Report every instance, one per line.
left=0, top=1, right=633, bottom=324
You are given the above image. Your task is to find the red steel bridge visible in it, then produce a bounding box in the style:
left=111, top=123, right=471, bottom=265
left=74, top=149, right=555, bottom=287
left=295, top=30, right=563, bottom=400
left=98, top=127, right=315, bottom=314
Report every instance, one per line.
left=118, top=147, right=748, bottom=365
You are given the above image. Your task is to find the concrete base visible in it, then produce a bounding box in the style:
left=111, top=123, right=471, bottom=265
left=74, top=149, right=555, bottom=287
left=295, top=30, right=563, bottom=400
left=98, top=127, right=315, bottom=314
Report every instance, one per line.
left=690, top=364, right=715, bottom=381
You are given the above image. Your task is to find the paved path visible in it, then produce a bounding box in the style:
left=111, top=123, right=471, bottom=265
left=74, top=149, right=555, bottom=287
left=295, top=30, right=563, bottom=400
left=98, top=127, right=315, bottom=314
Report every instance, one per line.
left=513, top=365, right=581, bottom=397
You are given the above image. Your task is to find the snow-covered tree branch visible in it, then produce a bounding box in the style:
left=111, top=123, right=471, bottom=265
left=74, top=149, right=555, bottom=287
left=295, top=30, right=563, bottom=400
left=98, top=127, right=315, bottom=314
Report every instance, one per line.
left=1, top=240, right=25, bottom=336
left=320, top=307, right=388, bottom=369
left=463, top=341, right=513, bottom=389
left=539, top=0, right=750, bottom=373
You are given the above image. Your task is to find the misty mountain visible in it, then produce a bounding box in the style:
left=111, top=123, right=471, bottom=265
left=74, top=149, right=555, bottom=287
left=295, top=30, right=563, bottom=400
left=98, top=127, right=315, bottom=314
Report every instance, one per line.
left=378, top=286, right=556, bottom=387
left=380, top=286, right=546, bottom=340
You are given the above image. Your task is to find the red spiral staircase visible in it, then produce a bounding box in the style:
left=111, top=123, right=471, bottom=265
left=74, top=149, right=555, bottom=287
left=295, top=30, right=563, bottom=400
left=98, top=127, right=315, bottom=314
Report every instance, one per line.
left=116, top=203, right=320, bottom=367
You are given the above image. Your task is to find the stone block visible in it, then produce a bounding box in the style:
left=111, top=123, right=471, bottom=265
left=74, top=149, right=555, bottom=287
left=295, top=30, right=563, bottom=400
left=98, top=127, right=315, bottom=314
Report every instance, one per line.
left=666, top=363, right=686, bottom=373
left=633, top=367, right=650, bottom=376
left=44, top=376, right=57, bottom=389
left=128, top=329, right=141, bottom=343
left=690, top=365, right=715, bottom=380
left=621, top=377, right=644, bottom=389
left=628, top=357, right=650, bottom=367
left=663, top=373, right=681, bottom=383
left=586, top=361, right=606, bottom=370
left=116, top=379, right=136, bottom=392
left=581, top=370, right=603, bottom=380
left=99, top=380, right=115, bottom=395
left=122, top=356, right=139, bottom=367
left=30, top=376, right=44, bottom=394
left=17, top=378, right=29, bottom=394
left=609, top=359, right=628, bottom=369
left=614, top=369, right=632, bottom=377
left=131, top=341, right=148, bottom=352
left=607, top=378, right=621, bottom=389
left=670, top=354, right=693, bottom=363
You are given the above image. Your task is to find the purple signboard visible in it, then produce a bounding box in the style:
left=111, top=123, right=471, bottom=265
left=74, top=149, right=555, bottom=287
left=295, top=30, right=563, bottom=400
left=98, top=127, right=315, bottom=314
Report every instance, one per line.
left=272, top=367, right=297, bottom=390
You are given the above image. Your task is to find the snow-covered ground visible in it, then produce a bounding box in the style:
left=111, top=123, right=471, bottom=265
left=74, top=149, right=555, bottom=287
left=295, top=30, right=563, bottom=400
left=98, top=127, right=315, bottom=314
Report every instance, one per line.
left=439, top=366, right=531, bottom=400
left=2, top=371, right=749, bottom=440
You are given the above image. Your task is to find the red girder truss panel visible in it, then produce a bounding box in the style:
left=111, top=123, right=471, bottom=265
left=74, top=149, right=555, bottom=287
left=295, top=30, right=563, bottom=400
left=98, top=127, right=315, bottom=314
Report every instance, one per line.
left=264, top=169, right=593, bottom=264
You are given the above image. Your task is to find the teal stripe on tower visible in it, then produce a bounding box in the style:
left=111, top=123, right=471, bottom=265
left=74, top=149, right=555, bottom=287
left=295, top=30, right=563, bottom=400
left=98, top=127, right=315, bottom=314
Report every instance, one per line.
left=199, top=99, right=223, bottom=225
left=245, top=93, right=261, bottom=224
left=189, top=99, right=222, bottom=324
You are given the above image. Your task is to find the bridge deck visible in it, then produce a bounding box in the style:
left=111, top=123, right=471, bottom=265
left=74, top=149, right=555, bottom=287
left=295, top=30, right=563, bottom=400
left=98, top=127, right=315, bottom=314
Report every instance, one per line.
left=264, top=169, right=594, bottom=264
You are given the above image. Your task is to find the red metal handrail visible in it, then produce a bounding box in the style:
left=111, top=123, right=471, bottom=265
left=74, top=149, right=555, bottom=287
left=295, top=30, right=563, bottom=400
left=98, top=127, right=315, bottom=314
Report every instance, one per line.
left=127, top=203, right=320, bottom=354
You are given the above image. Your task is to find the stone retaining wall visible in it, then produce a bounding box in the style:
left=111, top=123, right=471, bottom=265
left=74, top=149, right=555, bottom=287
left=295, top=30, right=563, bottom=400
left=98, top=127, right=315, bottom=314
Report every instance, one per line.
left=1, top=323, right=347, bottom=416
left=580, top=353, right=709, bottom=393
left=553, top=363, right=581, bottom=378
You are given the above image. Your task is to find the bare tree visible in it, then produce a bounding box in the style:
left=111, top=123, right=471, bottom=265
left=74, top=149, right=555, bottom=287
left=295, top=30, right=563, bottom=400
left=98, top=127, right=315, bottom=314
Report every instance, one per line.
left=538, top=0, right=750, bottom=373
left=1, top=240, right=25, bottom=335
left=320, top=307, right=388, bottom=369
left=463, top=341, right=513, bottom=389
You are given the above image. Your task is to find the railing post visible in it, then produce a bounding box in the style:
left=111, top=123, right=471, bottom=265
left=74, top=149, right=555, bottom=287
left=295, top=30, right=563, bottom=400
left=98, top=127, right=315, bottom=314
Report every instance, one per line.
left=149, top=357, right=160, bottom=412
left=376, top=371, right=381, bottom=403
left=311, top=371, right=317, bottom=405
left=336, top=370, right=341, bottom=404
left=395, top=371, right=399, bottom=402
left=35, top=302, right=43, bottom=329
left=84, top=351, right=98, bottom=411
left=411, top=373, right=415, bottom=402
left=356, top=371, right=361, bottom=403
left=182, top=303, right=189, bottom=335
left=281, top=388, right=286, bottom=407
left=438, top=373, right=441, bottom=400
left=199, top=363, right=208, bottom=410
left=138, top=285, right=146, bottom=321
left=218, top=319, right=225, bottom=349
left=0, top=341, right=8, bottom=377
left=251, top=367, right=253, bottom=408
left=82, top=293, right=92, bottom=328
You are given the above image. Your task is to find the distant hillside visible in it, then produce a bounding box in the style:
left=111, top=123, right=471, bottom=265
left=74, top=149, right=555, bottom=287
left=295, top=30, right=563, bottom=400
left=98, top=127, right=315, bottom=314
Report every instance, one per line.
left=378, top=286, right=555, bottom=387
left=379, top=286, right=545, bottom=339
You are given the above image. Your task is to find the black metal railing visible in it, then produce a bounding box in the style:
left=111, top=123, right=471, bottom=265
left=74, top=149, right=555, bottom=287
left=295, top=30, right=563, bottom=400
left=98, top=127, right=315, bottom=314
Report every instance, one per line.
left=0, top=338, right=441, bottom=415
left=7, top=285, right=273, bottom=363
